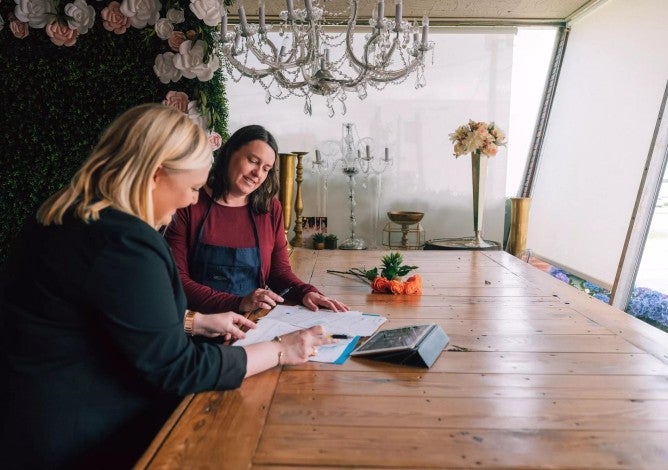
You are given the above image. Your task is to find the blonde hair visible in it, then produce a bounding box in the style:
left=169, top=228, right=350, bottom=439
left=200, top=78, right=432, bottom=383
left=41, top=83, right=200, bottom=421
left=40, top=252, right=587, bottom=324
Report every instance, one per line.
left=37, top=104, right=212, bottom=227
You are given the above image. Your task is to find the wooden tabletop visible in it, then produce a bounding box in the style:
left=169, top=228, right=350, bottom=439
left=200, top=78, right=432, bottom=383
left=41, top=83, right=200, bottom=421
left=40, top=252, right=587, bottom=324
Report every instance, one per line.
left=135, top=249, right=668, bottom=469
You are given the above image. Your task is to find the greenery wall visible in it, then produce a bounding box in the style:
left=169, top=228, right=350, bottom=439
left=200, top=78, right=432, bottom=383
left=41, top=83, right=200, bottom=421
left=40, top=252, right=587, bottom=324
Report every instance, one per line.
left=0, top=1, right=228, bottom=266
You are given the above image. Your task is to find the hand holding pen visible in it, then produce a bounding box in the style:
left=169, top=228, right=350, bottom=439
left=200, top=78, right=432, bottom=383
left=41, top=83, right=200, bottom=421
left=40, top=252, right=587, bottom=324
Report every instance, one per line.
left=239, top=285, right=292, bottom=315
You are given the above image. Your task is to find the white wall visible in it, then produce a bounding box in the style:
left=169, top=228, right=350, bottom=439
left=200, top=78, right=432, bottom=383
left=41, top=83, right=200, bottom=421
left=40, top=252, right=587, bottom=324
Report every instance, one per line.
left=226, top=29, right=514, bottom=247
left=527, top=0, right=668, bottom=287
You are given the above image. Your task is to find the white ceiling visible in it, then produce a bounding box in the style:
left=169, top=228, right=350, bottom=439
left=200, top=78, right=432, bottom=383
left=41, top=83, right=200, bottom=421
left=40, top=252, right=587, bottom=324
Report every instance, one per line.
left=258, top=0, right=606, bottom=25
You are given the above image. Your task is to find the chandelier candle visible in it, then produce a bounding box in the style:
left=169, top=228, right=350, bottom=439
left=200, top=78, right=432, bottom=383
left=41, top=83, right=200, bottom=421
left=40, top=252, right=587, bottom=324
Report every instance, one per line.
left=395, top=0, right=403, bottom=30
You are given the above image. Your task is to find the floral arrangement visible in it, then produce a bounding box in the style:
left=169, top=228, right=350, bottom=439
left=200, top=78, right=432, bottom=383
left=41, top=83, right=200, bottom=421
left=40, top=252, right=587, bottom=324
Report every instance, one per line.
left=548, top=266, right=668, bottom=332
left=327, top=252, right=422, bottom=296
left=1, top=0, right=228, bottom=149
left=449, top=120, right=506, bottom=158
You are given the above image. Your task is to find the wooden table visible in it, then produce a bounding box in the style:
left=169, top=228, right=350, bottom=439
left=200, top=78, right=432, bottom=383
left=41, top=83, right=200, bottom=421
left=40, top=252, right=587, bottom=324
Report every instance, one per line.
left=136, top=249, right=668, bottom=469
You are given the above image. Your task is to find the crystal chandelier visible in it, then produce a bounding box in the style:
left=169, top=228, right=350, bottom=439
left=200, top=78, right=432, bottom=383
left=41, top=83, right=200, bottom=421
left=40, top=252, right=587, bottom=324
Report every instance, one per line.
left=220, top=0, right=434, bottom=116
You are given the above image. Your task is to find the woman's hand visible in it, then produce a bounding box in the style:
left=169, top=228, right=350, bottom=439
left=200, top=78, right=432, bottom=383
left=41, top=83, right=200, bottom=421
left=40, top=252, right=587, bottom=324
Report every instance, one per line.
left=275, top=325, right=337, bottom=365
left=239, top=287, right=284, bottom=313
left=192, top=312, right=256, bottom=341
left=302, top=292, right=349, bottom=312
left=243, top=325, right=337, bottom=377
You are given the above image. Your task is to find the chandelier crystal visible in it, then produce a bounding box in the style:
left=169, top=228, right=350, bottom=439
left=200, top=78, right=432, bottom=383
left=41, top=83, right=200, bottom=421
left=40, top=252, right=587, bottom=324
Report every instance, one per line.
left=219, top=0, right=434, bottom=116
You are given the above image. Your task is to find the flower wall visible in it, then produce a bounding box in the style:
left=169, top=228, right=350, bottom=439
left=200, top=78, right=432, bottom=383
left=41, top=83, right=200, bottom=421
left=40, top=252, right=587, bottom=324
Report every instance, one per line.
left=0, top=0, right=229, bottom=265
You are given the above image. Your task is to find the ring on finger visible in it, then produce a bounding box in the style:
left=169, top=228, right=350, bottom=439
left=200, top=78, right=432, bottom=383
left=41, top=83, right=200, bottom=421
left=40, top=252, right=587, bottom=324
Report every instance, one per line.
left=310, top=347, right=318, bottom=357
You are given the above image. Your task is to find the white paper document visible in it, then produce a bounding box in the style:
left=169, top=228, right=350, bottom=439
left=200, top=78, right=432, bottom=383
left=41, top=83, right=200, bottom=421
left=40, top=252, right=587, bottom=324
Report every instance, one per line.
left=232, top=305, right=386, bottom=363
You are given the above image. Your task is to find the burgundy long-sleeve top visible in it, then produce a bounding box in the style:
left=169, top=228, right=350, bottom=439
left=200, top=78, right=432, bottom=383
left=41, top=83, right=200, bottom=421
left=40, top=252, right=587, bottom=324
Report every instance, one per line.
left=165, top=189, right=319, bottom=313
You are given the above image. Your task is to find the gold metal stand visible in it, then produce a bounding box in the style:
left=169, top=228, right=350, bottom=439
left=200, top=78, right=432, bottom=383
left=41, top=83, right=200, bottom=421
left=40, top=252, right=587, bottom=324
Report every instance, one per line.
left=278, top=153, right=296, bottom=240
left=290, top=151, right=308, bottom=247
left=506, top=197, right=531, bottom=257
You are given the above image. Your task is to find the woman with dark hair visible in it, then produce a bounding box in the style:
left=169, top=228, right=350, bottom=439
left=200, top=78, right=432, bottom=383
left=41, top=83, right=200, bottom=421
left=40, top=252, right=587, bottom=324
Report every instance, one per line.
left=165, top=124, right=348, bottom=314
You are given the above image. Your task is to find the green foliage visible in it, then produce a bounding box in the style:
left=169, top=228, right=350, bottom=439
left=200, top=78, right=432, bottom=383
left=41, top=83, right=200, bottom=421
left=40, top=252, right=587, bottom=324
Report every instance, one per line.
left=342, top=252, right=419, bottom=282
left=312, top=232, right=326, bottom=242
left=0, top=2, right=229, bottom=266
left=379, top=252, right=418, bottom=280
left=325, top=234, right=338, bottom=241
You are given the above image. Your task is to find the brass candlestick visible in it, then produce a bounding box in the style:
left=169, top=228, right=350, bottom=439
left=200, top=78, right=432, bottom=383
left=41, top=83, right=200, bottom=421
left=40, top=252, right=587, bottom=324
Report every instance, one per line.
left=290, top=151, right=308, bottom=247
left=278, top=153, right=296, bottom=241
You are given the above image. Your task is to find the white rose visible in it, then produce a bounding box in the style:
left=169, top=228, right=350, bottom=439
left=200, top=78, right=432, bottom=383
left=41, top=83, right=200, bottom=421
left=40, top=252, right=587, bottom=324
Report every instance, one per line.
left=64, top=0, right=95, bottom=34
left=187, top=100, right=209, bottom=129
left=14, top=0, right=56, bottom=28
left=173, top=39, right=220, bottom=82
left=189, top=0, right=223, bottom=27
left=166, top=7, right=185, bottom=24
left=120, top=0, right=161, bottom=28
left=154, top=17, right=173, bottom=39
left=153, top=52, right=182, bottom=84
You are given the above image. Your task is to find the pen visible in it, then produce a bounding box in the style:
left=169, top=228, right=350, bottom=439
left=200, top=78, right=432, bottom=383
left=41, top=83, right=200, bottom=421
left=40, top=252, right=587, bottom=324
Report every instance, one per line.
left=245, top=285, right=271, bottom=319
left=330, top=334, right=350, bottom=339
left=277, top=286, right=292, bottom=298
left=248, top=286, right=291, bottom=318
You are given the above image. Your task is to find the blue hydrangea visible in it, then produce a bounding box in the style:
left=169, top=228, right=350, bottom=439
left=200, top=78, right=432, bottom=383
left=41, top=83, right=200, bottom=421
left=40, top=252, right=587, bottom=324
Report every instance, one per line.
left=627, top=287, right=668, bottom=325
left=593, top=293, right=610, bottom=303
left=549, top=267, right=571, bottom=284
left=546, top=265, right=666, bottom=329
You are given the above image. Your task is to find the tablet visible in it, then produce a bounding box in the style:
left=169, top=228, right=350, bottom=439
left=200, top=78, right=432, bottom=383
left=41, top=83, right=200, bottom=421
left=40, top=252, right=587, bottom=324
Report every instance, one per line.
left=350, top=324, right=436, bottom=356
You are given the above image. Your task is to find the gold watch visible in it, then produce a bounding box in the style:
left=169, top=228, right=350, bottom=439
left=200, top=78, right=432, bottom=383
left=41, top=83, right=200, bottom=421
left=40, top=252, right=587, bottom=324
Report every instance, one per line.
left=183, top=310, right=196, bottom=336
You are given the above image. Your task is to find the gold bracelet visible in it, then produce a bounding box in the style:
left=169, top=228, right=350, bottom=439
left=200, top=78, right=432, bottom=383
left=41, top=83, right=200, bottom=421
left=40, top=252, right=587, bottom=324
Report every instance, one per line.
left=183, top=310, right=196, bottom=336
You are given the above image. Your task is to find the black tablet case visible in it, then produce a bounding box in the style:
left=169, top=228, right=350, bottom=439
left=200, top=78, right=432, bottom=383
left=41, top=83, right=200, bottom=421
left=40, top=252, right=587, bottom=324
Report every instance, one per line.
left=359, top=324, right=449, bottom=368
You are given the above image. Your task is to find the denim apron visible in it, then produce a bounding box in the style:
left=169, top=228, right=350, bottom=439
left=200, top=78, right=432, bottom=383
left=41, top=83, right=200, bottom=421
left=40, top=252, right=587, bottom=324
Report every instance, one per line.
left=189, top=201, right=262, bottom=296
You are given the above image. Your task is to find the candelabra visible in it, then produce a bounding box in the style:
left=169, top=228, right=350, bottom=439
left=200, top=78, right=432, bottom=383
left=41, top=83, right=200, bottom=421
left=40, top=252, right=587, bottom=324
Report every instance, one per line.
left=312, top=122, right=392, bottom=249
left=219, top=0, right=434, bottom=116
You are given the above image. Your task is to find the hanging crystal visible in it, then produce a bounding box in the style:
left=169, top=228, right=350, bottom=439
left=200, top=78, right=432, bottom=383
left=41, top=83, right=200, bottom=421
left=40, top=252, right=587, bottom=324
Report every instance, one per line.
left=303, top=96, right=312, bottom=115
left=218, top=0, right=433, bottom=117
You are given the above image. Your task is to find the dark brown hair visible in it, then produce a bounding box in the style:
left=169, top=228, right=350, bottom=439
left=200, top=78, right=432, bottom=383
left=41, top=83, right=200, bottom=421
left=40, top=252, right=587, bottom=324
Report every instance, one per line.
left=208, top=125, right=279, bottom=214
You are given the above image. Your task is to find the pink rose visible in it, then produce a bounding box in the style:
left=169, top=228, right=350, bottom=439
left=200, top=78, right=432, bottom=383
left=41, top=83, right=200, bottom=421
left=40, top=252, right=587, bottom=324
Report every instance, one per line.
left=45, top=21, right=78, bottom=47
left=208, top=132, right=222, bottom=151
left=101, top=1, right=131, bottom=35
left=163, top=91, right=189, bottom=113
left=168, top=31, right=186, bottom=52
left=10, top=18, right=30, bottom=39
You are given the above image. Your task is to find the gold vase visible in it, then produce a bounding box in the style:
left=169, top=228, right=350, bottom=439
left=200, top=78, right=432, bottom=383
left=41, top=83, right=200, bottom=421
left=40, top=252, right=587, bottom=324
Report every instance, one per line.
left=506, top=197, right=531, bottom=257
left=278, top=153, right=296, bottom=240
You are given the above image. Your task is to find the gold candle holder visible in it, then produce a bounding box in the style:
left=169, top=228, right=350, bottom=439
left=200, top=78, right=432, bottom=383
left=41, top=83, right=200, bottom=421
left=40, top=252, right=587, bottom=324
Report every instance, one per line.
left=278, top=153, right=296, bottom=240
left=290, top=151, right=308, bottom=247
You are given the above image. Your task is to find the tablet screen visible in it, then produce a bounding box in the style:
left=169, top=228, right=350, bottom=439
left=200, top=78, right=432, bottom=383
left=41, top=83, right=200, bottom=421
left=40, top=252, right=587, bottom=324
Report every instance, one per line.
left=351, top=324, right=434, bottom=355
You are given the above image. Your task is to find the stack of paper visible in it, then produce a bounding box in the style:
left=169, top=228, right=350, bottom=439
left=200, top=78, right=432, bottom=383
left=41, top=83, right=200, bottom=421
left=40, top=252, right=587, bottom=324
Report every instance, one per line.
left=232, top=305, right=386, bottom=363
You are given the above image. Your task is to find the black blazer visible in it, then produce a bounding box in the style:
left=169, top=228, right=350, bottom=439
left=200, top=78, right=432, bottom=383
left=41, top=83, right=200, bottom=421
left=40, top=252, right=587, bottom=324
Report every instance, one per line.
left=0, top=208, right=247, bottom=469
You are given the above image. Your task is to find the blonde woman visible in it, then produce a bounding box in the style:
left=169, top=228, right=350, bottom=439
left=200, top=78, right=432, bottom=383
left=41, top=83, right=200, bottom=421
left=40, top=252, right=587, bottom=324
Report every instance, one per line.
left=0, top=104, right=331, bottom=469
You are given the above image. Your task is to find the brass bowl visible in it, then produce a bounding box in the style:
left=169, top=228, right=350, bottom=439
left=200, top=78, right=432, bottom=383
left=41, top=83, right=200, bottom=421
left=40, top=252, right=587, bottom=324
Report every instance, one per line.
left=387, top=211, right=424, bottom=225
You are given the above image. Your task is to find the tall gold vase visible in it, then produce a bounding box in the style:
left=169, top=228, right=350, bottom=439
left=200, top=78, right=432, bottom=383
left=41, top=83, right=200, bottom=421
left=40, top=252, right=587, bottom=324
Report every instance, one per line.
left=506, top=197, right=531, bottom=257
left=278, top=153, right=296, bottom=240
